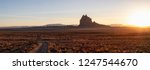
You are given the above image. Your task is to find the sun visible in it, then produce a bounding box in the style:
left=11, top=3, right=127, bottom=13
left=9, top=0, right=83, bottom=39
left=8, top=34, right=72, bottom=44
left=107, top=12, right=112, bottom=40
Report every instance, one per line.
left=127, top=10, right=150, bottom=27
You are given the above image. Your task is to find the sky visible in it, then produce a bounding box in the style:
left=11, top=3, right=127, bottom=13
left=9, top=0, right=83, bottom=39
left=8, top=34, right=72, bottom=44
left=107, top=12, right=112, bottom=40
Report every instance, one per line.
left=0, top=0, right=150, bottom=27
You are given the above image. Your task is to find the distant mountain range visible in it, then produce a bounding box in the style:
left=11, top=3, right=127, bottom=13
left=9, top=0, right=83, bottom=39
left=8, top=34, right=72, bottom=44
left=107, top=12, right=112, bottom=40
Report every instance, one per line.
left=1, top=15, right=150, bottom=29
left=1, top=15, right=134, bottom=30
left=45, top=23, right=65, bottom=26
left=0, top=24, right=65, bottom=29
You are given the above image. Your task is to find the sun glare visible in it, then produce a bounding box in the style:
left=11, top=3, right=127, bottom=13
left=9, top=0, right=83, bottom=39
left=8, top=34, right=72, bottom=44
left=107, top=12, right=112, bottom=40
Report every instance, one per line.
left=127, top=10, right=150, bottom=27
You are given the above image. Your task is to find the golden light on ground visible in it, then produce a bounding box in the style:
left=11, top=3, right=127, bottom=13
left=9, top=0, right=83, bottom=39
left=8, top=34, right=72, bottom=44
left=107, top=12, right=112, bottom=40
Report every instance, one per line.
left=127, top=10, right=150, bottom=27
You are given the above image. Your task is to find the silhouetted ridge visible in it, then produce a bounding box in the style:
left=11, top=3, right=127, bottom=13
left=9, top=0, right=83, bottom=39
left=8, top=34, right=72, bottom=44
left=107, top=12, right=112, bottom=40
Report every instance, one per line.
left=78, top=15, right=109, bottom=27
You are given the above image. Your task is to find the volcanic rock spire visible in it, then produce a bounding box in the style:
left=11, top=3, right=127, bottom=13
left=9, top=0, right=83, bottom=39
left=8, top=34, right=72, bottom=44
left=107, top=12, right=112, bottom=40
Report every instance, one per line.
left=78, top=15, right=109, bottom=27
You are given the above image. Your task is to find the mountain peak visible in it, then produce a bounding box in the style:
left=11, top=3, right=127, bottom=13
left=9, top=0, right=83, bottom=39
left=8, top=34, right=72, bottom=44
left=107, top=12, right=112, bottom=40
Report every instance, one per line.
left=78, top=15, right=109, bottom=28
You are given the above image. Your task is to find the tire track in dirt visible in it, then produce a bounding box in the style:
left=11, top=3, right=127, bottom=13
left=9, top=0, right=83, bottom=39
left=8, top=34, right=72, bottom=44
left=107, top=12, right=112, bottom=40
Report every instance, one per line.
left=29, top=41, right=48, bottom=53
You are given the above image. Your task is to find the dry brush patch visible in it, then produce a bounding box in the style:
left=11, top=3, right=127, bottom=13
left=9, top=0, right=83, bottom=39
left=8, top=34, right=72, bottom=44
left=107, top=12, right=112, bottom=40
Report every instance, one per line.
left=0, top=28, right=150, bottom=53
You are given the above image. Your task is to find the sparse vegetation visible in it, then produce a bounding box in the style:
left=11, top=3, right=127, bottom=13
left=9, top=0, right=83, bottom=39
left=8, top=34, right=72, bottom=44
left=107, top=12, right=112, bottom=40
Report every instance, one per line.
left=0, top=27, right=150, bottom=53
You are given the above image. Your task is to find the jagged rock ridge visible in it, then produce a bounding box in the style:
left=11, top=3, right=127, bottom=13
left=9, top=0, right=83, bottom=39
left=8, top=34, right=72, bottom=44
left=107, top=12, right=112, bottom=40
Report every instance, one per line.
left=78, top=15, right=109, bottom=27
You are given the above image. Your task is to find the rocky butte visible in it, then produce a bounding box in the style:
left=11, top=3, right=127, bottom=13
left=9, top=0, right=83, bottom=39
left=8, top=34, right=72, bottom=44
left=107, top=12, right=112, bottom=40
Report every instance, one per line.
left=78, top=15, right=109, bottom=28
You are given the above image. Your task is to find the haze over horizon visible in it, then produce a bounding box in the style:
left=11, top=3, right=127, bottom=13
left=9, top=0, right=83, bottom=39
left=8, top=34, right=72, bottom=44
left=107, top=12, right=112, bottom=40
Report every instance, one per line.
left=0, top=0, right=150, bottom=27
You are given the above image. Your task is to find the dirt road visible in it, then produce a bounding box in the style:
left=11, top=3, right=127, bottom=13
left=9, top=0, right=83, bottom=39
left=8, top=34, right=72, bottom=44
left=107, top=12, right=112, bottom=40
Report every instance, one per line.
left=29, top=42, right=48, bottom=53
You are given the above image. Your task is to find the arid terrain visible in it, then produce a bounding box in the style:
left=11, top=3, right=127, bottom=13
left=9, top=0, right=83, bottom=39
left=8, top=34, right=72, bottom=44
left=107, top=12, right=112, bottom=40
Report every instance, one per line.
left=0, top=27, right=150, bottom=53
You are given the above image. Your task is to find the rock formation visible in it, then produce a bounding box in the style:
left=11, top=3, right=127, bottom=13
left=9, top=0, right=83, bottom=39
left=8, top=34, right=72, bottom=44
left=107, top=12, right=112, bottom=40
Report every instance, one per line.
left=78, top=15, right=109, bottom=27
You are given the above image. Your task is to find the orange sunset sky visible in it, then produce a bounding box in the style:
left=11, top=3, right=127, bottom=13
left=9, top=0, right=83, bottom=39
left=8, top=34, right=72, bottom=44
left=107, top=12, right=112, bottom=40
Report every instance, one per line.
left=0, top=0, right=150, bottom=27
